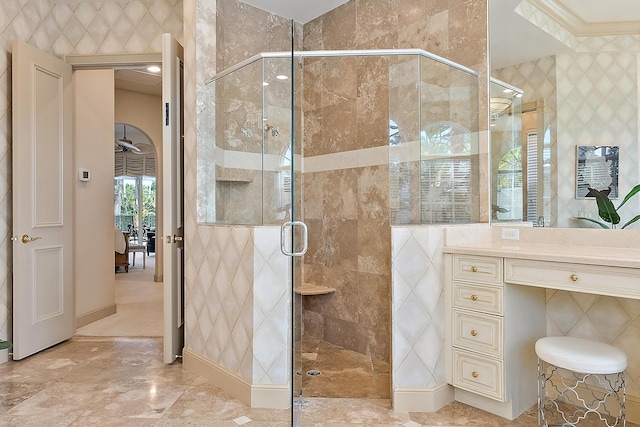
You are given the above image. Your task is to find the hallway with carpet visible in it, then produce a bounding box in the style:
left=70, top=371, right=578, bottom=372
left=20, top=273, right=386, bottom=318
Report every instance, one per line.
left=75, top=255, right=162, bottom=337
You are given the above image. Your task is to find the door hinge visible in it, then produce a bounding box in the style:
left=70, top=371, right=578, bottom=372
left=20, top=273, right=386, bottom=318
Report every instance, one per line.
left=165, top=102, right=170, bottom=126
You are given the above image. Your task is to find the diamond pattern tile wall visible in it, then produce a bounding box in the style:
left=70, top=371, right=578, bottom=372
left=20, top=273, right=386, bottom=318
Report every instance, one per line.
left=546, top=289, right=640, bottom=397
left=253, top=227, right=289, bottom=385
left=52, top=0, right=183, bottom=55
left=392, top=226, right=446, bottom=388
left=188, top=226, right=248, bottom=378
left=556, top=47, right=638, bottom=227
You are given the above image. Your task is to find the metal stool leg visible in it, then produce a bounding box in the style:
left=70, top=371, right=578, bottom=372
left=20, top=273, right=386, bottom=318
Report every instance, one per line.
left=538, top=358, right=626, bottom=427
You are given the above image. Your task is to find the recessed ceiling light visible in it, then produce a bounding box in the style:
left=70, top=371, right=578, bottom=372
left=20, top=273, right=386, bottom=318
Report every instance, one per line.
left=276, top=75, right=289, bottom=80
left=263, top=81, right=269, bottom=86
left=147, top=65, right=161, bottom=73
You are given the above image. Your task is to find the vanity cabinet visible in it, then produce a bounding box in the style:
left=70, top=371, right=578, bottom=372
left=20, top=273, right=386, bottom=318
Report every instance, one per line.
left=446, top=254, right=546, bottom=420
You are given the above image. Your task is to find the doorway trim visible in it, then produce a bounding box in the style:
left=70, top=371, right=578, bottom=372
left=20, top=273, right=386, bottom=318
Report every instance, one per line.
left=66, top=53, right=168, bottom=333
left=64, top=53, right=162, bottom=69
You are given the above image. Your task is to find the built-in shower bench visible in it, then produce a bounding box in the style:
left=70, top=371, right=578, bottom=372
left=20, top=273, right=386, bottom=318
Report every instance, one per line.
left=294, top=283, right=336, bottom=296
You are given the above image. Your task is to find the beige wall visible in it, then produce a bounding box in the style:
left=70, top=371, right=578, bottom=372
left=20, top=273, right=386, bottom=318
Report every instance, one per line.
left=74, top=69, right=116, bottom=323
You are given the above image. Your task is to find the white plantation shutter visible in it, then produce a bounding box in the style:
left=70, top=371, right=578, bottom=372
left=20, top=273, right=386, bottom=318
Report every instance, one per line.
left=114, top=152, right=156, bottom=177
left=526, top=131, right=538, bottom=222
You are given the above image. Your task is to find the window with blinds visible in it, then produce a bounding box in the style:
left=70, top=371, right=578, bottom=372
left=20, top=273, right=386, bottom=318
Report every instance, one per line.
left=420, top=158, right=473, bottom=223
left=525, top=131, right=538, bottom=223
left=390, top=119, right=475, bottom=225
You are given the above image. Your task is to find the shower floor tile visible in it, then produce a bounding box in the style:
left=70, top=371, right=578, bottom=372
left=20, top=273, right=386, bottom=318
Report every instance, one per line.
left=299, top=336, right=390, bottom=399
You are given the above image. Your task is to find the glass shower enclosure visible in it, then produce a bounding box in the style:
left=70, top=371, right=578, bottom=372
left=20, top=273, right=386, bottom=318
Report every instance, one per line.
left=490, top=78, right=524, bottom=223
left=200, top=48, right=479, bottom=426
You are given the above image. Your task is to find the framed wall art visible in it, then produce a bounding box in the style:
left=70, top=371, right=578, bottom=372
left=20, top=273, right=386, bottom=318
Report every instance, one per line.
left=576, top=145, right=619, bottom=199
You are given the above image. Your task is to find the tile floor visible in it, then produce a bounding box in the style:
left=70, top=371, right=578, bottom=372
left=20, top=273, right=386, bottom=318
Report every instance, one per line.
left=5, top=260, right=633, bottom=426
left=4, top=336, right=633, bottom=426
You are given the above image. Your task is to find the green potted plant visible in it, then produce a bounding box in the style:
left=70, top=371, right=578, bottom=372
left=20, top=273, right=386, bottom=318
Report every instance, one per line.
left=576, top=184, right=640, bottom=229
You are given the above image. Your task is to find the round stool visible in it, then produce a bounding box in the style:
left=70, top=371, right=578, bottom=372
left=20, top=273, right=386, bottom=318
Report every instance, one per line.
left=535, top=336, right=627, bottom=427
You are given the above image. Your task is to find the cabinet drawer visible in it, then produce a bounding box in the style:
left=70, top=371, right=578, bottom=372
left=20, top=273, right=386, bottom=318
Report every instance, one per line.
left=453, top=282, right=503, bottom=315
left=453, top=255, right=502, bottom=285
left=453, top=310, right=503, bottom=357
left=453, top=349, right=503, bottom=401
left=505, top=258, right=640, bottom=299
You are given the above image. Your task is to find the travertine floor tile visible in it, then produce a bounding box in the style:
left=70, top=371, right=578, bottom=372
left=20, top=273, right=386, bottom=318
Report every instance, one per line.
left=0, top=337, right=638, bottom=427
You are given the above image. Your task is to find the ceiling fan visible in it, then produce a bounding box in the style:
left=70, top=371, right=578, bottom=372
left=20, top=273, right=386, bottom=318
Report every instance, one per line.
left=115, top=124, right=142, bottom=153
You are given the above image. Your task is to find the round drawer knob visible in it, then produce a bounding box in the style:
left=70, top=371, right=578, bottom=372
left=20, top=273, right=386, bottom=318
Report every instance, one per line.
left=472, top=371, right=479, bottom=378
left=570, top=274, right=578, bottom=282
left=471, top=266, right=478, bottom=272
left=471, top=294, right=478, bottom=301
left=471, top=330, right=478, bottom=337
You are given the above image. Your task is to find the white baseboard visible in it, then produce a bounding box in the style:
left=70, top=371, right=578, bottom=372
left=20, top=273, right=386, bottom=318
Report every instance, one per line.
left=455, top=388, right=517, bottom=420
left=183, top=348, right=289, bottom=409
left=75, top=303, right=116, bottom=329
left=393, top=382, right=455, bottom=412
left=252, top=384, right=290, bottom=409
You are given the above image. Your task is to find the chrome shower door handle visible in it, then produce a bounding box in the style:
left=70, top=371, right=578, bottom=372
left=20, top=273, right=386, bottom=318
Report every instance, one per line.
left=280, top=221, right=308, bottom=256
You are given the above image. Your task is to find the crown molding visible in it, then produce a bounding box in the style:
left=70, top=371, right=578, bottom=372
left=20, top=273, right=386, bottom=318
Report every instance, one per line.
left=530, top=0, right=640, bottom=36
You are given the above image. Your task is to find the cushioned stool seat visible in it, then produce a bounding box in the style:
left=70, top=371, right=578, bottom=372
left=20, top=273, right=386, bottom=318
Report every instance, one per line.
left=536, top=336, right=627, bottom=427
left=536, top=336, right=627, bottom=375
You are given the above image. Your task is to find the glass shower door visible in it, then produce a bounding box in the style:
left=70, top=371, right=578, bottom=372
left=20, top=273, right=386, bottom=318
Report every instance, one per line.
left=287, top=21, right=305, bottom=427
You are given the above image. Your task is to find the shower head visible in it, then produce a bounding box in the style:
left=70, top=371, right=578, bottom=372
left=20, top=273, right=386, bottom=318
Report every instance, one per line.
left=264, top=123, right=279, bottom=138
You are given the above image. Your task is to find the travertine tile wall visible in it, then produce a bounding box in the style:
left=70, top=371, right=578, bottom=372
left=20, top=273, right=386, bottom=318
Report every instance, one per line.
left=0, top=0, right=182, bottom=363
left=300, top=0, right=487, bottom=364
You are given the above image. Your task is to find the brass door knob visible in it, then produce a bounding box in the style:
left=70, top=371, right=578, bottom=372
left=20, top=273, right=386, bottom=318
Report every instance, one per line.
left=471, top=330, right=478, bottom=337
left=21, top=234, right=41, bottom=244
left=570, top=274, right=578, bottom=282
left=471, top=266, right=478, bottom=272
left=472, top=371, right=479, bottom=378
left=471, top=295, right=478, bottom=301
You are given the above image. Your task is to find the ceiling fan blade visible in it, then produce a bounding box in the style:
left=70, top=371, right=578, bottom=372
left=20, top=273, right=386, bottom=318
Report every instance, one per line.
left=115, top=139, right=142, bottom=153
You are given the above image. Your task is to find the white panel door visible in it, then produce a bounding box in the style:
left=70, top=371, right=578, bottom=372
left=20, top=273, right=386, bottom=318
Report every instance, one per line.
left=11, top=40, right=74, bottom=360
left=162, top=33, right=185, bottom=364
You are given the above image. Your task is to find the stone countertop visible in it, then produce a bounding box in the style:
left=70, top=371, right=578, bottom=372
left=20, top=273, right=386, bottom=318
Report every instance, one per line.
left=443, top=240, right=640, bottom=269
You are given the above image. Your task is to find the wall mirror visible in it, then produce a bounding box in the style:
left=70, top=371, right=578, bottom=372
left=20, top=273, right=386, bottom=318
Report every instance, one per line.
left=489, top=0, right=640, bottom=228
